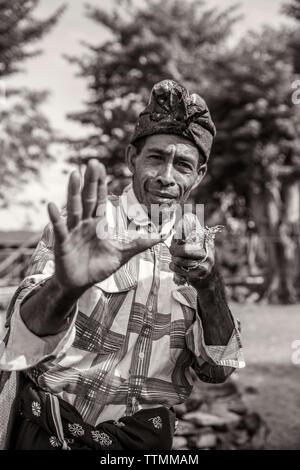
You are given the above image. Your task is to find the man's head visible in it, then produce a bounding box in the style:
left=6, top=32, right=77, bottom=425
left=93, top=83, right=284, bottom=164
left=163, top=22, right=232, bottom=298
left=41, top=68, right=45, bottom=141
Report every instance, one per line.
left=126, top=79, right=216, bottom=215
left=126, top=133, right=205, bottom=214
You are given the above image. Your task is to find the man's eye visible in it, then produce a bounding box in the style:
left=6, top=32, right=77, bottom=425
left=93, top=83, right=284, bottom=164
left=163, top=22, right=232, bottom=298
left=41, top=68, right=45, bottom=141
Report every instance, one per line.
left=149, top=155, right=162, bottom=160
left=177, top=161, right=193, bottom=170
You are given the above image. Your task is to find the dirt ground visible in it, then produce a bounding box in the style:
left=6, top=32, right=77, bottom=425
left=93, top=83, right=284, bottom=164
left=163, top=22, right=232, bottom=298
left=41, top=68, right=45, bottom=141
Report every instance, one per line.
left=230, top=302, right=300, bottom=450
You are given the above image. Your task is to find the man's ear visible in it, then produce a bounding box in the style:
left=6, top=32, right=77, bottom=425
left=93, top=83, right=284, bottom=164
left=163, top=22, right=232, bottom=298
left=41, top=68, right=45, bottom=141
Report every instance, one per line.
left=191, top=163, right=207, bottom=191
left=126, top=144, right=138, bottom=174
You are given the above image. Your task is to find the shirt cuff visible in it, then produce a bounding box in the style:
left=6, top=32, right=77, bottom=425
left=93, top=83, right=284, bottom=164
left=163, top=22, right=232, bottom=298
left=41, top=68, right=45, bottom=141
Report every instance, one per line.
left=0, top=279, right=78, bottom=371
left=185, top=315, right=245, bottom=369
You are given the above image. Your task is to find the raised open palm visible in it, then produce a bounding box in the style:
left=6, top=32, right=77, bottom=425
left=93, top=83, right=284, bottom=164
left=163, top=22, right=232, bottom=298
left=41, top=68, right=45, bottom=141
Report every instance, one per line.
left=48, top=160, right=162, bottom=293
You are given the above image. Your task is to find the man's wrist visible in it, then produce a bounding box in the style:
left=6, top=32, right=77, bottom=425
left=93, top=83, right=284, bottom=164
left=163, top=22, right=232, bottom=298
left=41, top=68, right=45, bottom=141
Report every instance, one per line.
left=52, top=275, right=88, bottom=303
left=195, top=265, right=235, bottom=345
left=20, top=275, right=86, bottom=337
left=191, top=264, right=217, bottom=292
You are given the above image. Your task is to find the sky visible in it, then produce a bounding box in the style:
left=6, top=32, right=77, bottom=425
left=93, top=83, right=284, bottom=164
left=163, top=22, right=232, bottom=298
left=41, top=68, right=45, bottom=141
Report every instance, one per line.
left=1, top=0, right=294, bottom=230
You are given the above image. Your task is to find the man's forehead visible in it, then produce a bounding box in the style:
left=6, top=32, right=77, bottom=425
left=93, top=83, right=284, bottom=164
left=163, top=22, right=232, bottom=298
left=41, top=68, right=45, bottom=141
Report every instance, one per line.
left=143, top=134, right=198, bottom=155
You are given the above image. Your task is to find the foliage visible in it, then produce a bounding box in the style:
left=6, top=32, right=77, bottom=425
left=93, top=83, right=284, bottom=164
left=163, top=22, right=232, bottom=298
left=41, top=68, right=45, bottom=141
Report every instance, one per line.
left=0, top=0, right=65, bottom=77
left=199, top=27, right=300, bottom=211
left=282, top=0, right=300, bottom=72
left=0, top=0, right=65, bottom=206
left=0, top=88, right=54, bottom=207
left=65, top=0, right=239, bottom=189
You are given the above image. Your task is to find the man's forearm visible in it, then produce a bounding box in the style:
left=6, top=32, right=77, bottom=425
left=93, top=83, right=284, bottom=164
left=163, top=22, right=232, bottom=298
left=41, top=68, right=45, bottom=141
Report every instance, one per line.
left=195, top=267, right=235, bottom=346
left=20, top=276, right=86, bottom=336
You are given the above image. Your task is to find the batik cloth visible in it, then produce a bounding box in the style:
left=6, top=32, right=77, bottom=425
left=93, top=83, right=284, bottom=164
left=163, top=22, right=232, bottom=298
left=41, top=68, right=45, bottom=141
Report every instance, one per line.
left=10, top=378, right=176, bottom=450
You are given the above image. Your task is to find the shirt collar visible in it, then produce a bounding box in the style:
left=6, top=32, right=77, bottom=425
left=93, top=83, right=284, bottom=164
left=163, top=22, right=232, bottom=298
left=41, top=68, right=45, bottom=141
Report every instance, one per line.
left=120, top=183, right=175, bottom=244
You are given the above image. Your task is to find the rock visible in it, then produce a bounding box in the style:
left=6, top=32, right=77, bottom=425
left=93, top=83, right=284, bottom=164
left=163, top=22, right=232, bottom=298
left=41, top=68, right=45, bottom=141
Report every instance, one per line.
left=199, top=380, right=238, bottom=399
left=245, top=292, right=260, bottom=303
left=244, top=385, right=258, bottom=395
left=217, top=434, right=238, bottom=450
left=248, top=422, right=269, bottom=450
left=232, top=430, right=249, bottom=446
left=172, top=436, right=188, bottom=449
left=187, top=427, right=215, bottom=447
left=227, top=399, right=248, bottom=415
left=182, top=411, right=226, bottom=427
left=199, top=402, right=210, bottom=413
left=241, top=412, right=262, bottom=436
left=209, top=394, right=247, bottom=416
left=194, top=433, right=217, bottom=449
left=209, top=402, right=229, bottom=416
left=174, top=402, right=188, bottom=417
left=209, top=403, right=242, bottom=426
left=171, top=378, right=267, bottom=450
left=185, top=397, right=203, bottom=412
left=183, top=410, right=241, bottom=429
left=216, top=412, right=241, bottom=430
left=232, top=286, right=250, bottom=302
left=175, top=420, right=199, bottom=436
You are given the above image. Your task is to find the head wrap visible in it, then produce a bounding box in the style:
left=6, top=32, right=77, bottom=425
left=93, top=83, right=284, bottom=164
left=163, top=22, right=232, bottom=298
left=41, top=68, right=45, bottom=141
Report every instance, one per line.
left=130, top=79, right=216, bottom=163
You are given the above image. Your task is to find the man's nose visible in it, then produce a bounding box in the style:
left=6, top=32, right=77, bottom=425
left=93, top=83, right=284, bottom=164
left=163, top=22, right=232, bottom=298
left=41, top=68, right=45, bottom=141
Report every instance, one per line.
left=156, top=163, right=176, bottom=186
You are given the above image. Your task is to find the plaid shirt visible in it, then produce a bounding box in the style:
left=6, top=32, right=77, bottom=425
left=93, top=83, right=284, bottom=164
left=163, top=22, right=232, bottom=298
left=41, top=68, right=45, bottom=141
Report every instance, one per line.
left=0, top=185, right=244, bottom=426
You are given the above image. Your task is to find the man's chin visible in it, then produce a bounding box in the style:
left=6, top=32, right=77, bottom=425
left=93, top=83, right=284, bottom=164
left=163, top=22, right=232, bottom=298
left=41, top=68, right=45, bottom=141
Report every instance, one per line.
left=147, top=200, right=178, bottom=223
left=148, top=197, right=177, bottom=211
left=145, top=191, right=177, bottom=207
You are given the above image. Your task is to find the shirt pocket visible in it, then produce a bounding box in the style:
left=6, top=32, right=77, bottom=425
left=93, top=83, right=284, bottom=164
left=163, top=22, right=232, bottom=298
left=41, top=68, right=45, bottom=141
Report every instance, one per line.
left=75, top=260, right=138, bottom=355
left=169, top=285, right=197, bottom=364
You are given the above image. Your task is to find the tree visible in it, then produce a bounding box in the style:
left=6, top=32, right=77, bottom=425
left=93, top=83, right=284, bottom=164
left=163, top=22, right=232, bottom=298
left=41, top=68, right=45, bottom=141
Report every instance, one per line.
left=0, top=0, right=65, bottom=206
left=65, top=0, right=239, bottom=189
left=282, top=0, right=300, bottom=72
left=202, top=27, right=300, bottom=303
left=0, top=88, right=54, bottom=207
left=0, top=0, right=65, bottom=77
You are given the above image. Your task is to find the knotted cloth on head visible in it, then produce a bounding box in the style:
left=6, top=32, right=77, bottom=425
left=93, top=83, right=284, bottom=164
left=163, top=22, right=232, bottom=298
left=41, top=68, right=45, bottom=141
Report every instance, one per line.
left=130, top=79, right=216, bottom=163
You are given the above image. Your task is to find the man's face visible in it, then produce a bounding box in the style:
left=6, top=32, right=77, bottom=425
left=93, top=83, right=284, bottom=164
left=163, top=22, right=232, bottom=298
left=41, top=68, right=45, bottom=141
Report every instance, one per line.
left=126, top=134, right=206, bottom=216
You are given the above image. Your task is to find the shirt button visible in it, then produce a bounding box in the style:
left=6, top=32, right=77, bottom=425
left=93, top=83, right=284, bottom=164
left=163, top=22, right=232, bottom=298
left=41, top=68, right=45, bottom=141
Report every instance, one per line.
left=139, top=352, right=144, bottom=360
left=144, top=326, right=150, bottom=336
left=148, top=305, right=153, bottom=312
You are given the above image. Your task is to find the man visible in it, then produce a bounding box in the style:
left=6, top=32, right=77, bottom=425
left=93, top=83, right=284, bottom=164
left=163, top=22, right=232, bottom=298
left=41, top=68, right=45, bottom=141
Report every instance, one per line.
left=0, top=80, right=244, bottom=450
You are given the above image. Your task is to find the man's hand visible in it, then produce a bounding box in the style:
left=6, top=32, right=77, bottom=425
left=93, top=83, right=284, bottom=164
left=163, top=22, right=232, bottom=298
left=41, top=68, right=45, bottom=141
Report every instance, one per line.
left=169, top=237, right=216, bottom=290
left=20, top=160, right=163, bottom=337
left=48, top=160, right=162, bottom=295
left=170, top=233, right=235, bottom=346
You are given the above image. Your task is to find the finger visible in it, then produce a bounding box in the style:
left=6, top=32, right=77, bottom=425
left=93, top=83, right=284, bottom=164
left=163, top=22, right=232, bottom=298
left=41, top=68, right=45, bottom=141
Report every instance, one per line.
left=172, top=256, right=204, bottom=269
left=67, top=171, right=82, bottom=230
left=170, top=241, right=207, bottom=259
left=48, top=202, right=68, bottom=243
left=170, top=261, right=208, bottom=278
left=82, top=160, right=103, bottom=219
left=96, top=162, right=107, bottom=220
left=169, top=261, right=188, bottom=275
left=122, top=234, right=162, bottom=260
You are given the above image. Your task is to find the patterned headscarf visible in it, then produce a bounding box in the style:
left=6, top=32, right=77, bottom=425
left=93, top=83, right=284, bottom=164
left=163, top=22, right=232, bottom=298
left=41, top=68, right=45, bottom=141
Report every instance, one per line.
left=130, top=79, right=216, bottom=163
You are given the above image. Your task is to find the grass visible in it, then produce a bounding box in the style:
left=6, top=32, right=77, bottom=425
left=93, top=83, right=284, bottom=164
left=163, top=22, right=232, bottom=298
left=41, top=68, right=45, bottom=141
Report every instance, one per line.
left=230, top=302, right=300, bottom=450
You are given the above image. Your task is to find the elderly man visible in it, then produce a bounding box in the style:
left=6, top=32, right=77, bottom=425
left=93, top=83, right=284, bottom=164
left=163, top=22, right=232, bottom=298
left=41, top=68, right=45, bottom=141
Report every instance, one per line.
left=0, top=80, right=244, bottom=450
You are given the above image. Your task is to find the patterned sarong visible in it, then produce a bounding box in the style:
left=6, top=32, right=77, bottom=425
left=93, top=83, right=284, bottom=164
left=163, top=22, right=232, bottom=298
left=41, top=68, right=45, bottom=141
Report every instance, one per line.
left=10, top=380, right=176, bottom=450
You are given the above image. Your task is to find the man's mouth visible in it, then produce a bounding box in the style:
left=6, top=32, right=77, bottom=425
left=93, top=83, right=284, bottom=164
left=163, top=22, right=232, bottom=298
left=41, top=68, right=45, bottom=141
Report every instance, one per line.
left=146, top=188, right=178, bottom=201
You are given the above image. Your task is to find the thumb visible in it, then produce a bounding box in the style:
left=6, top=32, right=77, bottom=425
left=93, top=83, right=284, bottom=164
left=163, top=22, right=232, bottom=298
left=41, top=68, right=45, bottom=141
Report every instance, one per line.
left=122, top=233, right=162, bottom=259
